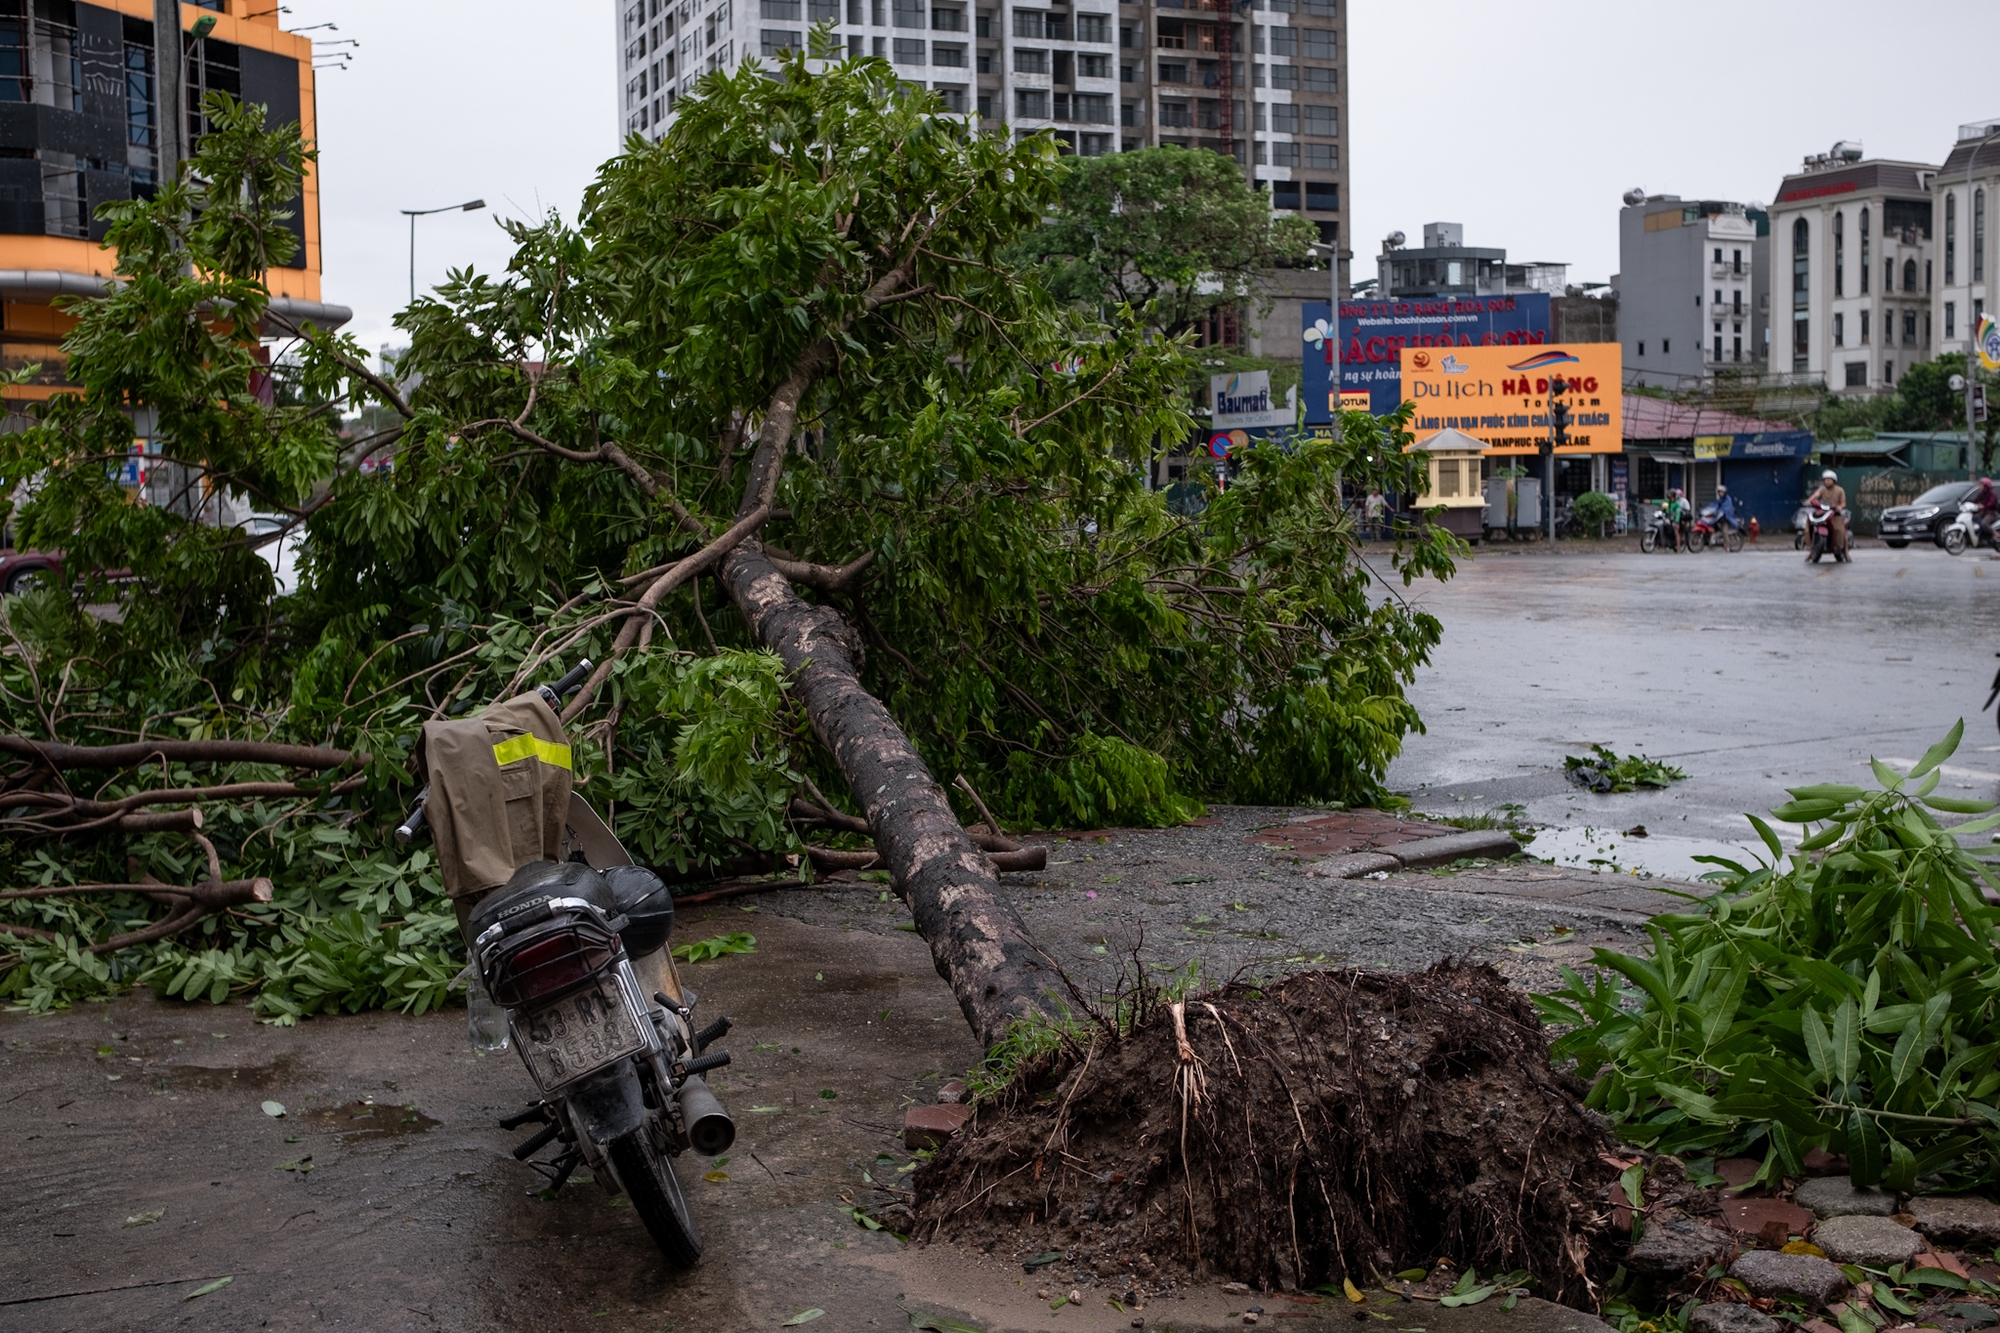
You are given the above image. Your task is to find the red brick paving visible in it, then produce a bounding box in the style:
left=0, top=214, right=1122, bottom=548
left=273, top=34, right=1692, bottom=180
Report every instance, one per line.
left=1244, top=810, right=1453, bottom=858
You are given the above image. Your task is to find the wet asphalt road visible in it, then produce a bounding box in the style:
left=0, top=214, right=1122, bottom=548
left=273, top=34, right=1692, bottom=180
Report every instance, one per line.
left=1388, top=542, right=2000, bottom=872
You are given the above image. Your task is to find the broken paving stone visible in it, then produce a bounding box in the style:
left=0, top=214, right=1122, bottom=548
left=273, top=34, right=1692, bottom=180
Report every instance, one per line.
left=1715, top=1158, right=1762, bottom=1190
left=1727, top=1251, right=1848, bottom=1305
left=1801, top=1148, right=1849, bottom=1176
left=1909, top=1195, right=2000, bottom=1248
left=1793, top=1178, right=1897, bottom=1219
left=902, top=1103, right=972, bottom=1151
left=1625, top=1211, right=1735, bottom=1276
left=935, top=1079, right=968, bottom=1105
left=1810, top=1215, right=1923, bottom=1268
left=1688, top=1304, right=1782, bottom=1333
left=1222, top=1282, right=1251, bottom=1295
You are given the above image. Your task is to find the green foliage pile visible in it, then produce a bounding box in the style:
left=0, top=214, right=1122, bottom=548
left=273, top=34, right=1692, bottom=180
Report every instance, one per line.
left=1562, top=744, right=1687, bottom=794
left=1537, top=722, right=2000, bottom=1189
left=1571, top=491, right=1619, bottom=533
left=0, top=58, right=1456, bottom=1017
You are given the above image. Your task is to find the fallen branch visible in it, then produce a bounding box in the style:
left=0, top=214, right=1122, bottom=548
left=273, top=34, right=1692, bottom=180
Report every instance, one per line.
left=0, top=737, right=362, bottom=772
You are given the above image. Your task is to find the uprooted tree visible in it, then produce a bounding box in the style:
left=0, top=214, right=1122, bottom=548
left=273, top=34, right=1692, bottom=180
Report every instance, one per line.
left=0, top=64, right=1455, bottom=1041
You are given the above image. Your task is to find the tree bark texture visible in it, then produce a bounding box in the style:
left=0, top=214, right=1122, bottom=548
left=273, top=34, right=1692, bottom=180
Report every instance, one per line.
left=719, top=542, right=1052, bottom=1049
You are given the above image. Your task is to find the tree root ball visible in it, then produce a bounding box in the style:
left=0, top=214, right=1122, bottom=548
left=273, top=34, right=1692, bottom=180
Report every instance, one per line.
left=912, top=962, right=1626, bottom=1303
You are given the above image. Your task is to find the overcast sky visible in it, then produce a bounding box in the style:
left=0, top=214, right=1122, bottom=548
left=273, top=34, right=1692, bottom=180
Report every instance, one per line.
left=302, top=0, right=2000, bottom=352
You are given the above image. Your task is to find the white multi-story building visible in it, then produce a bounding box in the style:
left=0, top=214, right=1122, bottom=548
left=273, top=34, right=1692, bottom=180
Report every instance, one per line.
left=1618, top=194, right=1768, bottom=387
left=612, top=0, right=1348, bottom=285
left=1936, top=118, right=2000, bottom=361
left=1768, top=142, right=1939, bottom=395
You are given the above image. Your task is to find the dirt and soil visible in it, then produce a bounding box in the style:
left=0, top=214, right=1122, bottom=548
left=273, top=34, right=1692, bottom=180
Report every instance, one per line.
left=0, top=807, right=1685, bottom=1332
left=914, top=963, right=1626, bottom=1304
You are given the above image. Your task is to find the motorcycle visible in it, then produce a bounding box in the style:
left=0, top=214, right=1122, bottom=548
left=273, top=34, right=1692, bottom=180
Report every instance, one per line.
left=397, top=660, right=731, bottom=1268
left=1687, top=502, right=1745, bottom=553
left=1802, top=501, right=1849, bottom=564
left=1638, top=505, right=1689, bottom=554
left=1941, top=500, right=1998, bottom=556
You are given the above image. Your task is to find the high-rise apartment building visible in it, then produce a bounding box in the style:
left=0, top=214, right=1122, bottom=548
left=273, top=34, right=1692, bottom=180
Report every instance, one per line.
left=0, top=0, right=342, bottom=416
left=1768, top=142, right=1938, bottom=395
left=613, top=0, right=1347, bottom=286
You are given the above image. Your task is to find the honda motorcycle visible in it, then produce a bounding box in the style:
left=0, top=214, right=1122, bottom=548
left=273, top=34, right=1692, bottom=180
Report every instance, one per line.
left=397, top=660, right=732, bottom=1267
left=1803, top=501, right=1849, bottom=564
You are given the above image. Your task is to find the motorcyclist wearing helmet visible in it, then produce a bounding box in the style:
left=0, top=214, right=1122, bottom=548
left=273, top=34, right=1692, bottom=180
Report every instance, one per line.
left=1712, top=484, right=1738, bottom=533
left=1809, top=470, right=1848, bottom=557
left=1975, top=477, right=2000, bottom=545
left=1661, top=487, right=1690, bottom=551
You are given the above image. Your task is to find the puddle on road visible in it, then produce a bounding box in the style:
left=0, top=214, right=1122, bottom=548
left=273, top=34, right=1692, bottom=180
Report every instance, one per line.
left=304, top=1099, right=440, bottom=1137
left=1520, top=826, right=1772, bottom=883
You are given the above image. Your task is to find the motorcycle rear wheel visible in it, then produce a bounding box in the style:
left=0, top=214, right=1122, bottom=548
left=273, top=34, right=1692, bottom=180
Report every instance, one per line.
left=1640, top=527, right=1657, bottom=553
left=606, top=1126, right=702, bottom=1268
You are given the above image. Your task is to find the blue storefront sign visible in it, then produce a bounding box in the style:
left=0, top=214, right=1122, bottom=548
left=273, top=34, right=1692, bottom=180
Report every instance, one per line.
left=1302, top=293, right=1554, bottom=422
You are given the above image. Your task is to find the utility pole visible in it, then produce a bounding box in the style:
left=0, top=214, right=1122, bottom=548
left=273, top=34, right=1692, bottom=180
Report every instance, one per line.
left=152, top=0, right=184, bottom=182
left=1545, top=376, right=1571, bottom=541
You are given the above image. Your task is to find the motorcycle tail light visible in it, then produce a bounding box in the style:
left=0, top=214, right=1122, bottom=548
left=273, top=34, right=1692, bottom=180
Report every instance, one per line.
left=487, top=922, right=618, bottom=1008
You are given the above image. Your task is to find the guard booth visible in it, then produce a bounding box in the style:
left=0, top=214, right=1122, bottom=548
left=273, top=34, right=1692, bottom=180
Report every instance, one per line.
left=1406, top=427, right=1488, bottom=541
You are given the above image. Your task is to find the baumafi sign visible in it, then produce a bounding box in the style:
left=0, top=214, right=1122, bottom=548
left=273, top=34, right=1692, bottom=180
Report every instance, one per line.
left=1396, top=343, right=1623, bottom=454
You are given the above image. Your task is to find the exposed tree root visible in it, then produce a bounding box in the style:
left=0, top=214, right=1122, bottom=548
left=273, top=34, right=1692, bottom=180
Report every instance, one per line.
left=913, top=962, right=1627, bottom=1305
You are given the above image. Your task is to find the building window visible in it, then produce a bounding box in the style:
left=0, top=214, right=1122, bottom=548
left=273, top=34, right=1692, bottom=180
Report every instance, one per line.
left=1885, top=257, right=1894, bottom=292
left=1947, top=191, right=1957, bottom=285
left=1947, top=302, right=1957, bottom=338
left=1834, top=312, right=1844, bottom=346
left=1714, top=247, right=1722, bottom=263
left=1078, top=52, right=1108, bottom=77
left=1903, top=258, right=1917, bottom=293
left=1845, top=361, right=1866, bottom=387
left=1299, top=27, right=1334, bottom=58
left=1015, top=47, right=1046, bottom=72
left=1012, top=8, right=1047, bottom=36
left=761, top=0, right=801, bottom=17
left=933, top=42, right=965, bottom=64
left=976, top=92, right=991, bottom=117
left=41, top=152, right=86, bottom=239
left=1300, top=104, right=1336, bottom=135
left=930, top=4, right=964, bottom=26
left=848, top=0, right=863, bottom=20
left=1885, top=359, right=1894, bottom=384
left=1636, top=341, right=1645, bottom=356
left=1904, top=309, right=1917, bottom=344
left=892, top=37, right=924, bottom=61
left=849, top=32, right=864, bottom=55
left=892, top=0, right=924, bottom=26
left=1159, top=98, right=1191, bottom=127
left=1076, top=12, right=1109, bottom=42
left=1302, top=65, right=1335, bottom=92
left=1978, top=189, right=1988, bottom=283
left=1860, top=207, right=1870, bottom=293
left=1156, top=60, right=1186, bottom=82
left=1269, top=139, right=1296, bottom=166
left=1790, top=217, right=1809, bottom=369
left=123, top=29, right=156, bottom=190
left=1268, top=26, right=1294, bottom=56
left=1271, top=180, right=1299, bottom=208
left=1014, top=88, right=1048, bottom=118
left=761, top=27, right=802, bottom=53
left=1860, top=309, right=1870, bottom=344
left=1073, top=92, right=1111, bottom=122
left=1733, top=248, right=1742, bottom=273
left=1305, top=181, right=1337, bottom=210
left=1833, top=211, right=1844, bottom=297
left=1662, top=338, right=1670, bottom=354
left=1269, top=62, right=1296, bottom=89
left=1270, top=103, right=1295, bottom=133
left=1713, top=334, right=1723, bottom=362
left=935, top=84, right=966, bottom=111
left=1302, top=143, right=1337, bottom=170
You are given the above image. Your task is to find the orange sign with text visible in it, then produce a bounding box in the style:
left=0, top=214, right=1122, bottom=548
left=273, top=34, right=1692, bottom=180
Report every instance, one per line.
left=1397, top=343, right=1623, bottom=453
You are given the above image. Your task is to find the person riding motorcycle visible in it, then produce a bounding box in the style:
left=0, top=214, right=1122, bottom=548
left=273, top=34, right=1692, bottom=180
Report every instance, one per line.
left=1808, top=470, right=1848, bottom=558
left=1661, top=488, right=1691, bottom=551
left=1975, top=476, right=2000, bottom=546
left=1710, top=485, right=1739, bottom=537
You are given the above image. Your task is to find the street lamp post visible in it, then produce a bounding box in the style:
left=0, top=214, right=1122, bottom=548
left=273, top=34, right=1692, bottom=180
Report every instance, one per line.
left=1962, top=127, right=1999, bottom=473
left=400, top=199, right=487, bottom=305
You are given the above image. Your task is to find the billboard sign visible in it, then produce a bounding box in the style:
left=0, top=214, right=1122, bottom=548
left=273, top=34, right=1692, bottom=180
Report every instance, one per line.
left=1208, top=369, right=1292, bottom=429
left=1396, top=343, right=1623, bottom=454
left=1302, top=293, right=1553, bottom=422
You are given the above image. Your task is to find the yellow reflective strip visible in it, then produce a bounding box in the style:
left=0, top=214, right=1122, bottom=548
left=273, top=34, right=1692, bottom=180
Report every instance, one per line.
left=491, top=734, right=572, bottom=770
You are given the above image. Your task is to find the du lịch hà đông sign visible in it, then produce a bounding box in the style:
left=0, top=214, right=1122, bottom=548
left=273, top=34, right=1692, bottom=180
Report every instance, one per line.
left=1396, top=343, right=1622, bottom=454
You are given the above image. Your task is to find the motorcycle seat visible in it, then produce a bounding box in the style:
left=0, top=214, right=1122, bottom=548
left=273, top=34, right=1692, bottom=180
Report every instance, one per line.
left=468, top=860, right=621, bottom=941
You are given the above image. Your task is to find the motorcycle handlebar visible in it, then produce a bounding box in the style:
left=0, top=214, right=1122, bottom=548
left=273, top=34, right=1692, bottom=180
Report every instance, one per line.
left=394, top=785, right=430, bottom=845
left=535, top=658, right=594, bottom=709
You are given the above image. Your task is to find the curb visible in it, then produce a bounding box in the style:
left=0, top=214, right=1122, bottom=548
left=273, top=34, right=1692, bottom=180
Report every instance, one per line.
left=1305, top=828, right=1522, bottom=879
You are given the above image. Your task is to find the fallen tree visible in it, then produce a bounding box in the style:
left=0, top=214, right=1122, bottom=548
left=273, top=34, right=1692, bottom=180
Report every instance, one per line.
left=0, top=68, right=1455, bottom=1031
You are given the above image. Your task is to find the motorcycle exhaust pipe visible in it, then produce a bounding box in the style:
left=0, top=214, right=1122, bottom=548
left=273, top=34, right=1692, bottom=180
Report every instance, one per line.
left=676, top=1074, right=735, bottom=1156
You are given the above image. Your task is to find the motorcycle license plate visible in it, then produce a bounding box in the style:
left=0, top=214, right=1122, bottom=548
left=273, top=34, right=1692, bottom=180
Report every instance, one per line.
left=514, top=981, right=647, bottom=1090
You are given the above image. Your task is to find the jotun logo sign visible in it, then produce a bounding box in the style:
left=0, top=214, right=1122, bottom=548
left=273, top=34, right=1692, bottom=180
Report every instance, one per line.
left=1397, top=343, right=1623, bottom=454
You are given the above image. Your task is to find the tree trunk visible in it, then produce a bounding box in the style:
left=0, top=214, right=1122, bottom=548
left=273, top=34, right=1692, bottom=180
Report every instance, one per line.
left=718, top=542, right=1052, bottom=1049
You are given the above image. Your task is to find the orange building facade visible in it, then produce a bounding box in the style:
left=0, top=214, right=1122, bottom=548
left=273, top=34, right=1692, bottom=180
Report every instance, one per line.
left=0, top=0, right=343, bottom=409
